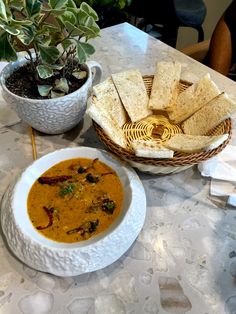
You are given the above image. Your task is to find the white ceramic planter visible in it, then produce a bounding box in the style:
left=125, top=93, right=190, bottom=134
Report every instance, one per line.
left=0, top=147, right=146, bottom=277
left=0, top=59, right=102, bottom=134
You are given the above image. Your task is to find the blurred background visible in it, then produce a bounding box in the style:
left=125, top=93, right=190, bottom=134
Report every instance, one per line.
left=75, top=0, right=235, bottom=78
left=77, top=0, right=232, bottom=49
left=176, top=0, right=231, bottom=49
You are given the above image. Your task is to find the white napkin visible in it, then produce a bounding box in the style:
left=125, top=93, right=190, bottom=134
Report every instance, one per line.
left=198, top=145, right=236, bottom=206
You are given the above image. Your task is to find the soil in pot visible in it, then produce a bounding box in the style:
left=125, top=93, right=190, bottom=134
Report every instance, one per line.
left=6, top=62, right=87, bottom=100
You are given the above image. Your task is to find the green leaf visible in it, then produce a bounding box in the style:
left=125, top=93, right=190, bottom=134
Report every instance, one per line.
left=49, top=64, right=64, bottom=70
left=66, top=7, right=79, bottom=17
left=67, top=0, right=77, bottom=8
left=38, top=85, right=52, bottom=96
left=117, top=0, right=126, bottom=9
left=10, top=18, right=33, bottom=26
left=38, top=44, right=60, bottom=64
left=25, top=0, right=41, bottom=18
left=54, top=78, right=69, bottom=93
left=9, top=0, right=24, bottom=11
left=40, top=25, right=63, bottom=46
left=0, top=0, right=7, bottom=21
left=41, top=22, right=59, bottom=31
left=0, top=23, right=20, bottom=35
left=37, top=64, right=54, bottom=79
left=41, top=24, right=60, bottom=42
left=76, top=41, right=95, bottom=63
left=64, top=20, right=83, bottom=36
left=72, top=70, right=87, bottom=79
left=51, top=90, right=65, bottom=98
left=48, top=33, right=63, bottom=46
left=42, top=7, right=66, bottom=14
left=80, top=2, right=98, bottom=21
left=77, top=24, right=99, bottom=39
left=61, top=39, right=73, bottom=51
left=77, top=9, right=89, bottom=24
left=49, top=0, right=67, bottom=10
left=83, top=16, right=100, bottom=37
left=17, top=26, right=34, bottom=45
left=0, top=31, right=17, bottom=61
left=36, top=33, right=51, bottom=46
left=43, top=6, right=67, bottom=17
left=60, top=11, right=77, bottom=25
left=84, top=15, right=98, bottom=28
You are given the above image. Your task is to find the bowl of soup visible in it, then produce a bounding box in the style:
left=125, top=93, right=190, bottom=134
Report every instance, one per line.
left=0, top=147, right=146, bottom=276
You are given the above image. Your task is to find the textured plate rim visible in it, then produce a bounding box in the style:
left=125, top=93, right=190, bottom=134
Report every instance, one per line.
left=0, top=147, right=146, bottom=276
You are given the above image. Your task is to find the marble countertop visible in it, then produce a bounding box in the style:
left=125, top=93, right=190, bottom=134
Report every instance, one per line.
left=1, top=22, right=236, bottom=314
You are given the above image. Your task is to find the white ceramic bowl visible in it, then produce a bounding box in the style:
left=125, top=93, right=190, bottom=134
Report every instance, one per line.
left=0, top=147, right=146, bottom=277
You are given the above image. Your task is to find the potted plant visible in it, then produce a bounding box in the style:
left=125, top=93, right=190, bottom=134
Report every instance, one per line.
left=0, top=0, right=102, bottom=134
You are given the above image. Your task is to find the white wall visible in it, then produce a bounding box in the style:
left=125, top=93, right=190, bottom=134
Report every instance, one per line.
left=176, top=0, right=232, bottom=49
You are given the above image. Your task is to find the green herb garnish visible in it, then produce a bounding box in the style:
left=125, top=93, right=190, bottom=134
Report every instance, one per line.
left=102, top=199, right=116, bottom=214
left=59, top=184, right=75, bottom=197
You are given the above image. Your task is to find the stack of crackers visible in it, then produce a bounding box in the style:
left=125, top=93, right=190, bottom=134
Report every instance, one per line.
left=86, top=61, right=236, bottom=158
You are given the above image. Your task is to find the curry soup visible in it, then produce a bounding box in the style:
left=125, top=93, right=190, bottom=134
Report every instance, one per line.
left=27, top=158, right=124, bottom=243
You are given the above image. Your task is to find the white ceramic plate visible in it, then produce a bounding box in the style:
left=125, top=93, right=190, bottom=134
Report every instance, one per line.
left=0, top=147, right=146, bottom=277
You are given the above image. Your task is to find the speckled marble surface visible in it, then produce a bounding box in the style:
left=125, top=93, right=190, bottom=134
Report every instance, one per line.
left=1, top=23, right=236, bottom=314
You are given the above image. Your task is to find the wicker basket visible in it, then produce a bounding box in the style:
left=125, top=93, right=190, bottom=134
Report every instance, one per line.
left=93, top=75, right=232, bottom=174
